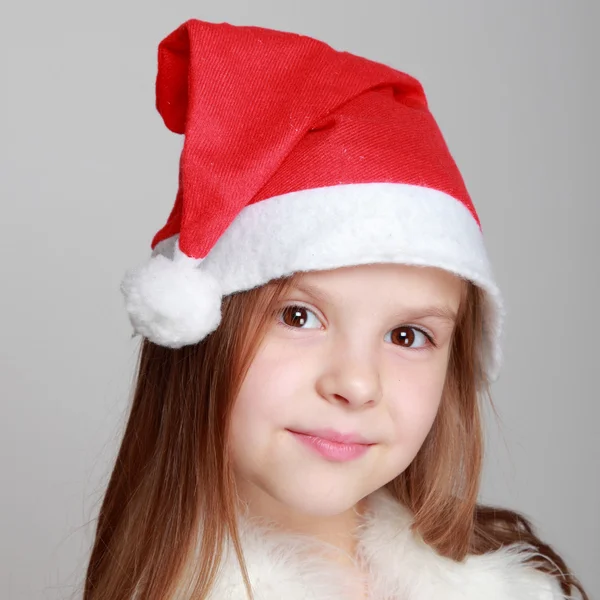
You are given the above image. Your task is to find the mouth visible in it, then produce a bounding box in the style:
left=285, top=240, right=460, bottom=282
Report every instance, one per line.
left=286, top=428, right=375, bottom=462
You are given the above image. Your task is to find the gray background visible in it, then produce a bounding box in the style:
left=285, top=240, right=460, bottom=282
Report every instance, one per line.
left=1, top=1, right=598, bottom=599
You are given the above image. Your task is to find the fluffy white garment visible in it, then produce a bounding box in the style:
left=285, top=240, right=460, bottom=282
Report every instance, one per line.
left=204, top=489, right=565, bottom=600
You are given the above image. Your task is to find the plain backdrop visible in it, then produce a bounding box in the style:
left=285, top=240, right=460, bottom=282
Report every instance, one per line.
left=1, top=1, right=598, bottom=599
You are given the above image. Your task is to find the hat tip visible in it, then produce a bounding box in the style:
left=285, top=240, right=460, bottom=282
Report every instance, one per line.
left=120, top=253, right=223, bottom=348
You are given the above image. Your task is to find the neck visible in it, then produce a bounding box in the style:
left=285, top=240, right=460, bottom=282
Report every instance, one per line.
left=234, top=479, right=367, bottom=567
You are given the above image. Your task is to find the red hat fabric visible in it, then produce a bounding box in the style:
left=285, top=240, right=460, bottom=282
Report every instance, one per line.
left=121, top=18, right=504, bottom=381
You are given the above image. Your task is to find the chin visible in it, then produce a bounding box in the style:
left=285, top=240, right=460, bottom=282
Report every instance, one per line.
left=264, top=473, right=373, bottom=517
left=279, top=489, right=360, bottom=517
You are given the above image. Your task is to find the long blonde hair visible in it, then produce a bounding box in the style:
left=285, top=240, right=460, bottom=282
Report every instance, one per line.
left=83, top=273, right=588, bottom=599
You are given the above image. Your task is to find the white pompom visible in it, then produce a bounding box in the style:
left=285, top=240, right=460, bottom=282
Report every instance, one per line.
left=120, top=254, right=223, bottom=348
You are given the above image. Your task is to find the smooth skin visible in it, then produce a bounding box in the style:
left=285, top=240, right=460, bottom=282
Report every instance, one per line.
left=230, top=263, right=463, bottom=572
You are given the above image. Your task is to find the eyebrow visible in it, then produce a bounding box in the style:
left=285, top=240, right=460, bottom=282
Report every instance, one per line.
left=291, top=282, right=458, bottom=324
left=398, top=305, right=458, bottom=324
left=292, top=281, right=338, bottom=305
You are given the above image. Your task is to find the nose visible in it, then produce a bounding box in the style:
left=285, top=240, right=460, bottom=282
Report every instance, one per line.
left=315, top=342, right=383, bottom=409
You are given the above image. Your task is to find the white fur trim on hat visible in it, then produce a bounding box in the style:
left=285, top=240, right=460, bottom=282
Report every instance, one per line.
left=122, top=182, right=504, bottom=380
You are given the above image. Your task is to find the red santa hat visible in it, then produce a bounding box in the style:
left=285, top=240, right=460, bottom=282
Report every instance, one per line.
left=121, top=18, right=504, bottom=381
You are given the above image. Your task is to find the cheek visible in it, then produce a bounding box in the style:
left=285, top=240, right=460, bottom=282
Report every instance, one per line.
left=229, top=341, right=311, bottom=456
left=386, top=359, right=448, bottom=453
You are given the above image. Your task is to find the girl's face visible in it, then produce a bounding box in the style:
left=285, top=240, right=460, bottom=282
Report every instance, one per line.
left=229, top=264, right=463, bottom=518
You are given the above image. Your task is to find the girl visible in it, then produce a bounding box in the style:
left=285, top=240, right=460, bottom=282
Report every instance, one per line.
left=83, top=18, right=589, bottom=600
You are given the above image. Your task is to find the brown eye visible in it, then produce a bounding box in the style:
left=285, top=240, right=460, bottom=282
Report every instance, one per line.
left=388, top=326, right=430, bottom=348
left=391, top=326, right=415, bottom=346
left=281, top=305, right=310, bottom=328
left=278, top=304, right=321, bottom=330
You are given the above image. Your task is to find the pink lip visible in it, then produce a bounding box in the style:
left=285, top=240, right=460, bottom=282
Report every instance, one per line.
left=287, top=428, right=374, bottom=462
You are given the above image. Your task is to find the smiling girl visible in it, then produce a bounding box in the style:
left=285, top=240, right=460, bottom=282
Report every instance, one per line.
left=83, top=18, right=588, bottom=600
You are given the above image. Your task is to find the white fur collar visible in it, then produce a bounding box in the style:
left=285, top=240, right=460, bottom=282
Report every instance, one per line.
left=208, top=489, right=563, bottom=600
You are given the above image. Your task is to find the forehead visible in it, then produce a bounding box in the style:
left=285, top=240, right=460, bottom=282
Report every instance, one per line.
left=293, top=264, right=464, bottom=304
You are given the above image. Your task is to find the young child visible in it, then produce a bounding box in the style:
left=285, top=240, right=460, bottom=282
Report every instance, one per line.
left=83, top=18, right=589, bottom=600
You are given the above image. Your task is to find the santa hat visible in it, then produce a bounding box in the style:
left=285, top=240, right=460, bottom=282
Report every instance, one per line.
left=121, top=18, right=504, bottom=381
